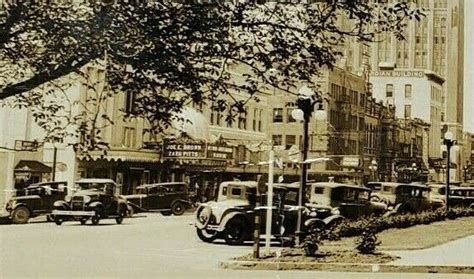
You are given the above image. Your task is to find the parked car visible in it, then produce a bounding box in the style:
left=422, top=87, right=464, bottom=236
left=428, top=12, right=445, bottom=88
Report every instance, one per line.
left=124, top=182, right=192, bottom=216
left=449, top=187, right=474, bottom=208
left=427, top=183, right=446, bottom=205
left=369, top=182, right=443, bottom=213
left=195, top=181, right=307, bottom=245
left=304, top=182, right=387, bottom=228
left=52, top=178, right=128, bottom=225
left=3, top=181, right=68, bottom=224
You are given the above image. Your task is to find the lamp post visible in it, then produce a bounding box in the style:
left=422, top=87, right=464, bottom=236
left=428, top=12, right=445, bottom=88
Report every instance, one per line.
left=368, top=159, right=378, bottom=181
left=443, top=131, right=457, bottom=212
left=291, top=85, right=325, bottom=244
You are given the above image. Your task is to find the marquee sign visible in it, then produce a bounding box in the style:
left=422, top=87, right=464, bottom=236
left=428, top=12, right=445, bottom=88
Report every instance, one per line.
left=163, top=139, right=234, bottom=161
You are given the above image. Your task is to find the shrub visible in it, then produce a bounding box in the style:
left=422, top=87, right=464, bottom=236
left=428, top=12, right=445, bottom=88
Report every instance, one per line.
left=355, top=227, right=380, bottom=254
left=326, top=206, right=473, bottom=240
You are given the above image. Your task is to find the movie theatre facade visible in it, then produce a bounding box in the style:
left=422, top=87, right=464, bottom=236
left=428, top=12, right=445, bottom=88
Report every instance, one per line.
left=76, top=101, right=270, bottom=195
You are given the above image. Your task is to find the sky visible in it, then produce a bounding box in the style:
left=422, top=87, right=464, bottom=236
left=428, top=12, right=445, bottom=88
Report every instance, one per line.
left=464, top=1, right=474, bottom=133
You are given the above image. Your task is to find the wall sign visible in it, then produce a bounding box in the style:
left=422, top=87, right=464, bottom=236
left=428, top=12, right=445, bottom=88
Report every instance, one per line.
left=371, top=71, right=425, bottom=78
left=163, top=139, right=234, bottom=161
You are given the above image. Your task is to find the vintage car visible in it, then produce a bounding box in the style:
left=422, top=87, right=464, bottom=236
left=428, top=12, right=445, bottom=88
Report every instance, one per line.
left=427, top=183, right=447, bottom=205
left=195, top=181, right=306, bottom=245
left=3, top=181, right=68, bottom=224
left=369, top=182, right=443, bottom=213
left=52, top=178, right=128, bottom=225
left=449, top=187, right=474, bottom=208
left=304, top=182, right=387, bottom=227
left=124, top=182, right=191, bottom=216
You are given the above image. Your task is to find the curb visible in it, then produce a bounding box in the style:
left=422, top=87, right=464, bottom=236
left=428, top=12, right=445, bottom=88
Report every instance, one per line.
left=218, top=260, right=474, bottom=274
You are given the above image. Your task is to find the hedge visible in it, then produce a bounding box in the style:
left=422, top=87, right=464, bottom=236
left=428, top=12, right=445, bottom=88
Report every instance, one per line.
left=326, top=206, right=474, bottom=240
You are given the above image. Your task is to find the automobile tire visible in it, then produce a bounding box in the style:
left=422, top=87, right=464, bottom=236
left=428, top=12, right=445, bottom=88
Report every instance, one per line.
left=224, top=218, right=247, bottom=245
left=116, top=210, right=125, bottom=224
left=171, top=201, right=185, bottom=216
left=12, top=207, right=30, bottom=224
left=54, top=216, right=63, bottom=225
left=196, top=228, right=218, bottom=243
left=161, top=211, right=172, bottom=216
left=80, top=218, right=88, bottom=225
left=91, top=212, right=100, bottom=225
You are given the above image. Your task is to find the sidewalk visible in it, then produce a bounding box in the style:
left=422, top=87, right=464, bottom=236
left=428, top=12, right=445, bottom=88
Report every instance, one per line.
left=388, top=235, right=474, bottom=266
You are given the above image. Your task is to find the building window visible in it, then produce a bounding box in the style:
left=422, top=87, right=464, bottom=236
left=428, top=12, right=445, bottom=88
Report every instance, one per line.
left=122, top=127, right=136, bottom=148
left=386, top=84, right=394, bottom=98
left=287, top=108, right=296, bottom=122
left=258, top=109, right=263, bottom=132
left=125, top=92, right=136, bottom=113
left=404, top=105, right=411, bottom=118
left=285, top=135, right=296, bottom=150
left=272, top=135, right=282, bottom=146
left=405, top=84, right=412, bottom=98
left=252, top=108, right=258, bottom=131
left=441, top=112, right=445, bottom=122
left=238, top=109, right=247, bottom=130
left=273, top=108, right=283, bottom=123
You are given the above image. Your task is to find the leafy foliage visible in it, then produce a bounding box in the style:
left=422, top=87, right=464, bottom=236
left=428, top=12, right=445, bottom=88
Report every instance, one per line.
left=0, top=1, right=426, bottom=150
left=327, top=207, right=474, bottom=240
left=355, top=227, right=380, bottom=254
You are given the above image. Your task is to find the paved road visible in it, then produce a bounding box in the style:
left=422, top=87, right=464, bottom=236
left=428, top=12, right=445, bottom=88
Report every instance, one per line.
left=0, top=213, right=471, bottom=279
left=389, top=235, right=474, bottom=266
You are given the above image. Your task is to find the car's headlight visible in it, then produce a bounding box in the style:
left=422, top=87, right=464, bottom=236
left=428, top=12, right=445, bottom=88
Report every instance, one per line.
left=331, top=208, right=340, bottom=215
left=65, top=196, right=72, bottom=202
left=309, top=210, right=318, bottom=217
left=84, top=196, right=91, bottom=203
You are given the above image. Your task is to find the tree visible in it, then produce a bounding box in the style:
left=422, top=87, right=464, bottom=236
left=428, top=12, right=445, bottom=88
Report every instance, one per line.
left=0, top=1, right=425, bottom=149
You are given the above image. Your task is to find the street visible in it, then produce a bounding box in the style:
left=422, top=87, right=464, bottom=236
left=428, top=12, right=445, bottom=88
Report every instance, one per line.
left=0, top=213, right=471, bottom=279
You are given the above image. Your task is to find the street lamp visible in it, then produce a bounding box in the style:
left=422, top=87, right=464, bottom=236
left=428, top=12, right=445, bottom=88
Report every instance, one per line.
left=291, top=84, right=325, bottom=244
left=368, top=159, right=378, bottom=181
left=443, top=131, right=457, bottom=212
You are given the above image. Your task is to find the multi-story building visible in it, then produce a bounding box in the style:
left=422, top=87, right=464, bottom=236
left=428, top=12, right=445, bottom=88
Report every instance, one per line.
left=341, top=0, right=465, bottom=174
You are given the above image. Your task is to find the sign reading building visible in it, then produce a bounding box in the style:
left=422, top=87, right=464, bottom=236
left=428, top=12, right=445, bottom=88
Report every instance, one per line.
left=371, top=70, right=425, bottom=78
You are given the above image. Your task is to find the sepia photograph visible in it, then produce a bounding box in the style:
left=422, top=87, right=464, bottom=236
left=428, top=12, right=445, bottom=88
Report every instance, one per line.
left=0, top=1, right=473, bottom=278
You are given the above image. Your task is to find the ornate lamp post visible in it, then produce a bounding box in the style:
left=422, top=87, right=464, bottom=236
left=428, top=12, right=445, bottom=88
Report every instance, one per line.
left=368, top=159, right=378, bottom=181
left=443, top=131, right=457, bottom=212
left=291, top=85, right=325, bottom=244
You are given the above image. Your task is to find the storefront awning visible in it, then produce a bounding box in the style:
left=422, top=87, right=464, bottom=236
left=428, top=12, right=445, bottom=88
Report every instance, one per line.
left=14, top=160, right=52, bottom=173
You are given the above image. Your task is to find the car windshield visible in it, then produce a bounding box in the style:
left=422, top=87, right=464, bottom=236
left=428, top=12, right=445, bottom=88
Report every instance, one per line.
left=76, top=182, right=112, bottom=192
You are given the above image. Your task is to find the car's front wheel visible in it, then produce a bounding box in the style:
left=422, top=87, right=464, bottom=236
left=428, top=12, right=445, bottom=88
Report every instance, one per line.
left=116, top=210, right=126, bottom=224
left=224, top=218, right=247, bottom=245
left=171, top=201, right=185, bottom=216
left=91, top=211, right=101, bottom=225
left=12, top=206, right=30, bottom=224
left=54, top=215, right=63, bottom=225
left=196, top=228, right=218, bottom=243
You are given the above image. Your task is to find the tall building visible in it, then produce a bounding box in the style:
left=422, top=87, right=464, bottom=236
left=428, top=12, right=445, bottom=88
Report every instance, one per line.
left=341, top=0, right=465, bottom=180
left=343, top=0, right=464, bottom=135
